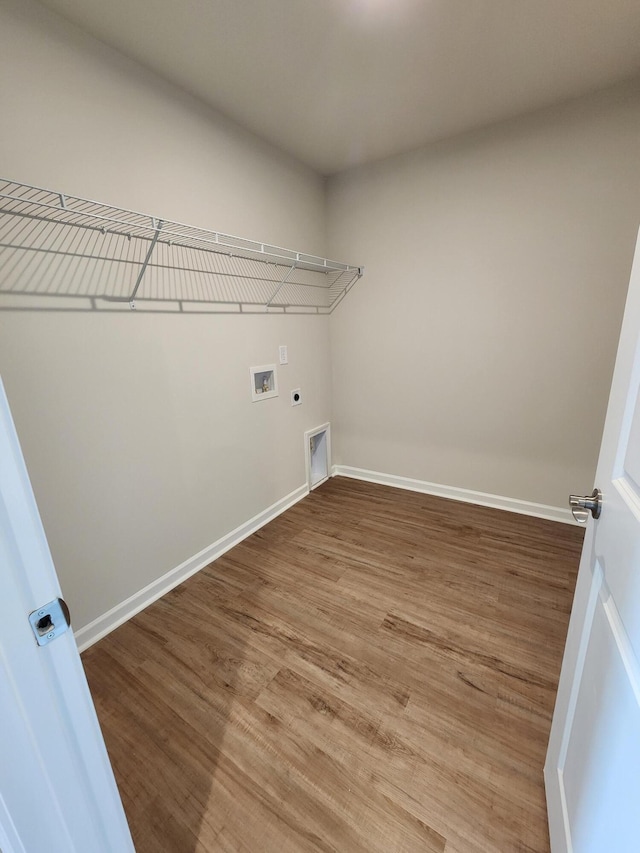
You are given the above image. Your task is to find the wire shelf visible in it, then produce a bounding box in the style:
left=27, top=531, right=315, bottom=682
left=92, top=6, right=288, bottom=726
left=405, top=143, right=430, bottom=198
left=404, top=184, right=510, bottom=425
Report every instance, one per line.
left=0, top=179, right=363, bottom=313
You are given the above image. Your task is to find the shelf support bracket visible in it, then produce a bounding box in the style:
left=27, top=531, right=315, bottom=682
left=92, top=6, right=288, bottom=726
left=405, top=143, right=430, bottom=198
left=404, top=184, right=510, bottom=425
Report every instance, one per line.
left=265, top=260, right=298, bottom=311
left=129, top=218, right=163, bottom=310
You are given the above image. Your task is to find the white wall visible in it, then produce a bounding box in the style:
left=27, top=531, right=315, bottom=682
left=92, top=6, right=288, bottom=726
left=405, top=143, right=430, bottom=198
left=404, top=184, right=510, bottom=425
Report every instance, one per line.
left=326, top=81, right=640, bottom=508
left=0, top=0, right=331, bottom=630
left=3, top=0, right=640, bottom=636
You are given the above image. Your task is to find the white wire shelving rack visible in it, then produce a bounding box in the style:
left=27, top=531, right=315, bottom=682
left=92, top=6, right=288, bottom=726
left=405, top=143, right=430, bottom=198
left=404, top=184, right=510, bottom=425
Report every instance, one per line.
left=0, top=179, right=363, bottom=314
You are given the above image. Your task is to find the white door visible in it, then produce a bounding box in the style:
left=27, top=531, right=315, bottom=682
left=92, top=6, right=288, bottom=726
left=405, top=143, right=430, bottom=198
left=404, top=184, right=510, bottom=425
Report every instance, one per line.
left=0, top=378, right=134, bottom=852
left=545, top=228, right=640, bottom=852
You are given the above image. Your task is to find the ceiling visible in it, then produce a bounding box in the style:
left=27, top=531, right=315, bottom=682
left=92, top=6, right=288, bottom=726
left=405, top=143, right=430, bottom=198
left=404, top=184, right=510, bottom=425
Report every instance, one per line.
left=38, top=0, right=640, bottom=175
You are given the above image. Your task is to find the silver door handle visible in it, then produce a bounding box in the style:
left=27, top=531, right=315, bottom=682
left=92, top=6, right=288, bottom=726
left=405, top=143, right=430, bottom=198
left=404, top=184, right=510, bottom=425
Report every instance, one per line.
left=569, top=488, right=602, bottom=523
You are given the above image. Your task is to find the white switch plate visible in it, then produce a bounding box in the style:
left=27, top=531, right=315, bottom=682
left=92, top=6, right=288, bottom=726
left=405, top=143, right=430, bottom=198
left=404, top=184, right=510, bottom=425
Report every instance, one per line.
left=291, top=388, right=302, bottom=406
left=279, top=345, right=288, bottom=365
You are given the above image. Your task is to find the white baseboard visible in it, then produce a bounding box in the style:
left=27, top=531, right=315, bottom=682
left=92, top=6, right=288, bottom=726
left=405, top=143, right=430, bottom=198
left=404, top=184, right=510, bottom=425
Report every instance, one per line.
left=74, top=468, right=574, bottom=651
left=74, top=483, right=309, bottom=652
left=332, top=465, right=575, bottom=525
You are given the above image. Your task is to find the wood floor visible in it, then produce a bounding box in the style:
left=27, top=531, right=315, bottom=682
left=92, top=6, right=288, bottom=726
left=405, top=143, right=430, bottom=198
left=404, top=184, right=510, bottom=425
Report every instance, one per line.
left=82, top=477, right=583, bottom=853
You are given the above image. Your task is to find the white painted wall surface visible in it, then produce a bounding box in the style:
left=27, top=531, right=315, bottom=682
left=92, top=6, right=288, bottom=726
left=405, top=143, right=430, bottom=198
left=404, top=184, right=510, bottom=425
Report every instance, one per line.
left=3, top=0, right=640, bottom=636
left=326, top=81, right=640, bottom=508
left=0, top=0, right=330, bottom=631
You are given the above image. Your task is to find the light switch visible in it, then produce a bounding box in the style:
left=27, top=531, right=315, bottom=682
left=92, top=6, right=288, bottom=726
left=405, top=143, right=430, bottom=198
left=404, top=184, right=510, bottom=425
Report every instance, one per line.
left=279, top=345, right=288, bottom=365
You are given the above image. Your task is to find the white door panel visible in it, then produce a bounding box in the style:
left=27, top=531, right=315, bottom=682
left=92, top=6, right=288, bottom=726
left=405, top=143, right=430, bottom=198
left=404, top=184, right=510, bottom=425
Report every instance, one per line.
left=546, top=226, right=640, bottom=851
left=0, top=378, right=134, bottom=852
left=603, top=477, right=640, bottom=656
left=562, top=581, right=640, bottom=853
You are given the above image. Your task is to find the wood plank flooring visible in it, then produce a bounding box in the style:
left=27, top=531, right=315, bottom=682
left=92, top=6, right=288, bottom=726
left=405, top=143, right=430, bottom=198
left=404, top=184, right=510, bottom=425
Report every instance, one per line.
left=82, top=477, right=583, bottom=852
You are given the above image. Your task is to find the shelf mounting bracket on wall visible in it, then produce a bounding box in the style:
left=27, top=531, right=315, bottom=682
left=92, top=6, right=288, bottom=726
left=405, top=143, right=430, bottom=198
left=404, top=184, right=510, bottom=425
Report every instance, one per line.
left=266, top=259, right=298, bottom=311
left=129, top=218, right=163, bottom=310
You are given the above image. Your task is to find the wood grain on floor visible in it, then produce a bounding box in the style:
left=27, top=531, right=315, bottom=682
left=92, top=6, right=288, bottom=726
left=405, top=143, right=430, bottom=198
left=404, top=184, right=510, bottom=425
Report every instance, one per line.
left=82, top=477, right=582, bottom=852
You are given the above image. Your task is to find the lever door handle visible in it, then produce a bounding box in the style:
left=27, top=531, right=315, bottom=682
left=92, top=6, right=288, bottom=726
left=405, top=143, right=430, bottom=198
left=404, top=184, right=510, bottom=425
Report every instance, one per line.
left=569, top=488, right=602, bottom=524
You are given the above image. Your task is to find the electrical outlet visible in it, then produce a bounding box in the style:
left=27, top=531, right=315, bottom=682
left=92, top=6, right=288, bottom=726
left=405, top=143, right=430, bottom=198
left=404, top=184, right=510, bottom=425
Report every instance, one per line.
left=291, top=389, right=302, bottom=406
left=279, top=345, right=288, bottom=365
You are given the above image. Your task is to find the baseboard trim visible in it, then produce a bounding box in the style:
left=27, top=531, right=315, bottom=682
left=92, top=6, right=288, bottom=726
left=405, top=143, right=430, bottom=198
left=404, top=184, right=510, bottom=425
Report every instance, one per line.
left=74, top=483, right=309, bottom=652
left=332, top=465, right=575, bottom=525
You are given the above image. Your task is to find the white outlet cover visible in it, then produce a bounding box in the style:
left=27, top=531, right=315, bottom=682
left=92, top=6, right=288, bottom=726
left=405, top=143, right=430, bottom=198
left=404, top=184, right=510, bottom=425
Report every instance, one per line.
left=291, top=388, right=302, bottom=406
left=279, top=345, right=288, bottom=365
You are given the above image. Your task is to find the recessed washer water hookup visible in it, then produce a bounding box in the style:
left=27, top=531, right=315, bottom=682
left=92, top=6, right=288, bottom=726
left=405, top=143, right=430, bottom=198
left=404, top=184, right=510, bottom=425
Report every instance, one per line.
left=250, top=365, right=278, bottom=401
